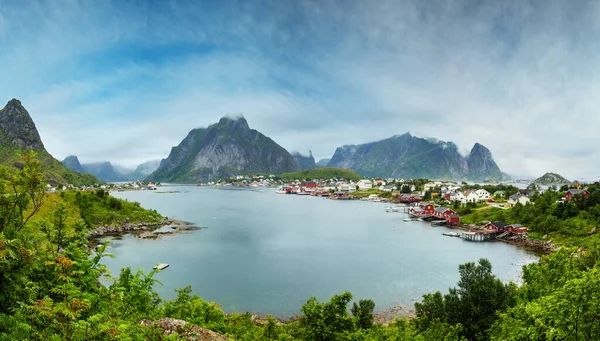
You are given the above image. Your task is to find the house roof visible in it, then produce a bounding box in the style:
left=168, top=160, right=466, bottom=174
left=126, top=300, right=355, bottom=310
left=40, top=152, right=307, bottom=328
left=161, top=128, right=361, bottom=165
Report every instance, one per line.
left=435, top=206, right=451, bottom=213
left=567, top=189, right=586, bottom=195
left=509, top=193, right=523, bottom=200
left=488, top=221, right=508, bottom=229
left=411, top=207, right=424, bottom=212
left=508, top=224, right=523, bottom=228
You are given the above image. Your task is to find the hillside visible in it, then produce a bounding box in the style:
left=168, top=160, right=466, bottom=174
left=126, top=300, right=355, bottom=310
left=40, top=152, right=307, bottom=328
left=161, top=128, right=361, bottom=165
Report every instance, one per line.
left=147, top=116, right=300, bottom=182
left=0, top=99, right=99, bottom=186
left=278, top=167, right=362, bottom=181
left=533, top=172, right=571, bottom=185
left=316, top=158, right=331, bottom=168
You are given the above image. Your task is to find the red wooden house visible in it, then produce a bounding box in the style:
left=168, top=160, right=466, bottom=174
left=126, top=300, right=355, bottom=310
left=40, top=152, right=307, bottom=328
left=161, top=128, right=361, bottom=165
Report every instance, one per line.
left=565, top=189, right=590, bottom=201
left=302, top=181, right=318, bottom=189
left=485, top=221, right=508, bottom=233
left=433, top=207, right=456, bottom=219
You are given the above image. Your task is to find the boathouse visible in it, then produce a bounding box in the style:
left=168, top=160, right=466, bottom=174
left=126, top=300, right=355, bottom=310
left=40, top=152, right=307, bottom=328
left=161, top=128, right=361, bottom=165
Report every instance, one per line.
left=433, top=206, right=456, bottom=219
left=485, top=221, right=508, bottom=233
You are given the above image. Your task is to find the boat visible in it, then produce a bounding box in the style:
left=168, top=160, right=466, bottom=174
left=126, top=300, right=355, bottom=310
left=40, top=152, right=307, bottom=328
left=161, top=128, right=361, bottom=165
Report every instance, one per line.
left=153, top=263, right=170, bottom=270
left=403, top=218, right=413, bottom=222
left=275, top=187, right=287, bottom=194
left=442, top=232, right=460, bottom=237
left=385, top=206, right=400, bottom=212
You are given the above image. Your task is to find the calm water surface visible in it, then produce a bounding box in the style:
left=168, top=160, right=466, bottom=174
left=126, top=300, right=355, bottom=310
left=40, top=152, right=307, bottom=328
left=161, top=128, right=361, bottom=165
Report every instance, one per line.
left=105, top=186, right=537, bottom=316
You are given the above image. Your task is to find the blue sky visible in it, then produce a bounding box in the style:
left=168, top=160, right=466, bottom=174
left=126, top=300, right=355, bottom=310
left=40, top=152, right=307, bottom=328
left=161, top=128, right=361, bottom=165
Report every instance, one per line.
left=1, top=0, right=599, bottom=180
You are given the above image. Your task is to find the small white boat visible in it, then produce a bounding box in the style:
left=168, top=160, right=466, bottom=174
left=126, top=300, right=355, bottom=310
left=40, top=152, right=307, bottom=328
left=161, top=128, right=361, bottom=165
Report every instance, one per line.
left=442, top=232, right=460, bottom=237
left=153, top=263, right=169, bottom=270
left=385, top=206, right=400, bottom=212
left=404, top=218, right=413, bottom=222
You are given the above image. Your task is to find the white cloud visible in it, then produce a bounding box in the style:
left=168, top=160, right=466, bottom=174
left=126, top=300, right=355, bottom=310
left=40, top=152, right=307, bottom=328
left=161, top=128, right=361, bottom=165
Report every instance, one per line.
left=1, top=1, right=599, bottom=179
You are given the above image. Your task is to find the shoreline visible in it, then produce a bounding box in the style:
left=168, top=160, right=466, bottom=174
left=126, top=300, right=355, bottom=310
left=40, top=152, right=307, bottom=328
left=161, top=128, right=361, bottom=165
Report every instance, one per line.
left=89, top=217, right=200, bottom=240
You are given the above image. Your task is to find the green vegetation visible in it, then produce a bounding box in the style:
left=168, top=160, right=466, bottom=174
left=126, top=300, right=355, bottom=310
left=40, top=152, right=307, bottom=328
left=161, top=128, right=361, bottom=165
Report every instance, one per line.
left=278, top=167, right=362, bottom=182
left=533, top=172, right=571, bottom=185
left=59, top=189, right=163, bottom=228
left=461, top=185, right=600, bottom=250
left=1, top=153, right=600, bottom=340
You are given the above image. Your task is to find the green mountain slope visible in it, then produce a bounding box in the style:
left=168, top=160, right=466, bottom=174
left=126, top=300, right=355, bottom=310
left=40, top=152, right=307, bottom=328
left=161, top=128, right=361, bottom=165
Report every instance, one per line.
left=533, top=172, right=571, bottom=185
left=0, top=99, right=99, bottom=186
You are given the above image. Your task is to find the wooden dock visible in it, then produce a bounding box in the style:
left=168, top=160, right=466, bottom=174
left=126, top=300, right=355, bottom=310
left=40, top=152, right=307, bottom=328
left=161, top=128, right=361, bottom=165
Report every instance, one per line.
left=459, top=230, right=497, bottom=242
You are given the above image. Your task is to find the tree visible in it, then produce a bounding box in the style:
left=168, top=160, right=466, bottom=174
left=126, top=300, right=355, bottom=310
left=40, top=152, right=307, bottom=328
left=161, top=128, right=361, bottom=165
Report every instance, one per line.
left=300, top=292, right=354, bottom=341
left=351, top=299, right=375, bottom=329
left=415, top=259, right=515, bottom=341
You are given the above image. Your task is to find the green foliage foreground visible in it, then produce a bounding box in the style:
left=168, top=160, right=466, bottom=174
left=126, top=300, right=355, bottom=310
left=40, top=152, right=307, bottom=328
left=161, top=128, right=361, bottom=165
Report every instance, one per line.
left=0, top=153, right=599, bottom=340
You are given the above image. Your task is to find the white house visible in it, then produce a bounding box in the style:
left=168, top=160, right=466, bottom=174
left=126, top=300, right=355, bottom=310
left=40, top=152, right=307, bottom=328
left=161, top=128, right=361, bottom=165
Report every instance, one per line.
left=380, top=185, right=396, bottom=192
left=450, top=191, right=467, bottom=204
left=475, top=189, right=491, bottom=201
left=424, top=182, right=437, bottom=191
left=357, top=179, right=373, bottom=190
left=465, top=191, right=480, bottom=203
left=508, top=193, right=530, bottom=207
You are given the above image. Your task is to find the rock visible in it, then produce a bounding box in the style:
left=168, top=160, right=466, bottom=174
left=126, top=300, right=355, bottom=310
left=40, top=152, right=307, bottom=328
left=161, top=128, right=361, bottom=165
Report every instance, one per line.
left=140, top=318, right=228, bottom=341
left=542, top=234, right=548, bottom=239
left=589, top=227, right=597, bottom=235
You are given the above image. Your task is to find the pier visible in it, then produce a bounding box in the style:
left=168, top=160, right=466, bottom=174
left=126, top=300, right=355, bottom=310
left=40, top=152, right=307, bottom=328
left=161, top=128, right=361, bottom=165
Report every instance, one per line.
left=459, top=230, right=497, bottom=242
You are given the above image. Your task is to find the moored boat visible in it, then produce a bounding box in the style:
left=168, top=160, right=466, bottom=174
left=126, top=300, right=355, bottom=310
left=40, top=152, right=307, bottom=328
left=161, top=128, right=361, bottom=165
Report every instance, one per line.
left=442, top=232, right=460, bottom=237
left=153, top=263, right=170, bottom=270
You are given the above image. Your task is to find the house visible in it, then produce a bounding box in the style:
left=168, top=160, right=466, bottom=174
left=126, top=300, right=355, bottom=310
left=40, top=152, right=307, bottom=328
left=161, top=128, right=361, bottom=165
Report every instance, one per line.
left=374, top=179, right=386, bottom=186
left=486, top=221, right=508, bottom=233
left=447, top=214, right=461, bottom=224
left=357, top=179, right=373, bottom=190
left=338, top=183, right=352, bottom=192
left=450, top=191, right=467, bottom=204
left=433, top=206, right=456, bottom=219
left=399, top=193, right=422, bottom=203
left=565, top=189, right=590, bottom=201
left=418, top=202, right=435, bottom=215
left=380, top=185, right=396, bottom=192
left=302, top=181, right=318, bottom=189
left=507, top=193, right=530, bottom=207
left=367, top=194, right=379, bottom=201
left=409, top=207, right=425, bottom=215
left=424, top=182, right=437, bottom=191
left=465, top=191, right=480, bottom=203
left=475, top=189, right=491, bottom=201
left=507, top=224, right=528, bottom=234
left=493, top=190, right=506, bottom=198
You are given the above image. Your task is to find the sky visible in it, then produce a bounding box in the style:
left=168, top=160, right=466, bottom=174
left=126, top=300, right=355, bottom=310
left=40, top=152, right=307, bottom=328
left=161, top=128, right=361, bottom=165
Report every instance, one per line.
left=1, top=0, right=599, bottom=180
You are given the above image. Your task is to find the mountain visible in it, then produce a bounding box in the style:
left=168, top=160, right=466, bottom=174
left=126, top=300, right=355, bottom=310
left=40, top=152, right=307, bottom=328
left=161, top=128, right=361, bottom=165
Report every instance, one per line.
left=0, top=99, right=98, bottom=186
left=327, top=133, right=503, bottom=180
left=81, top=162, right=130, bottom=182
left=292, top=151, right=316, bottom=170
left=533, top=172, right=571, bottom=185
left=147, top=116, right=301, bottom=182
left=465, top=143, right=504, bottom=181
left=62, top=155, right=85, bottom=173
left=129, top=160, right=161, bottom=180
left=316, top=158, right=331, bottom=168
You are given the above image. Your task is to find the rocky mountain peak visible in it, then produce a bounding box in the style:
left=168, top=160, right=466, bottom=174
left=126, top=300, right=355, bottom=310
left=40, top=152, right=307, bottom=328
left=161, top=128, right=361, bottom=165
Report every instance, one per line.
left=0, top=98, right=45, bottom=150
left=62, top=155, right=85, bottom=173
left=466, top=142, right=502, bottom=180
left=217, top=115, right=250, bottom=131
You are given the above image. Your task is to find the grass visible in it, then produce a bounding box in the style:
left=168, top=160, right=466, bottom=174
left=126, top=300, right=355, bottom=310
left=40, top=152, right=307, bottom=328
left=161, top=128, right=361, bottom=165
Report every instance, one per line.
left=278, top=168, right=362, bottom=181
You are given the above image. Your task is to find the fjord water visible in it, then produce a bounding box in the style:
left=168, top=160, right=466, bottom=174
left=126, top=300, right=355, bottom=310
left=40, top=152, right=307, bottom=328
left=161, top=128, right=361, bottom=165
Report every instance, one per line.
left=105, top=186, right=537, bottom=316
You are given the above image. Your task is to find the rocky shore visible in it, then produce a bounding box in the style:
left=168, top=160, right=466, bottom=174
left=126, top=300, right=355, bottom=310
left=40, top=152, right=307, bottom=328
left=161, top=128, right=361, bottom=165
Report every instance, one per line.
left=89, top=217, right=200, bottom=240
left=495, top=237, right=558, bottom=255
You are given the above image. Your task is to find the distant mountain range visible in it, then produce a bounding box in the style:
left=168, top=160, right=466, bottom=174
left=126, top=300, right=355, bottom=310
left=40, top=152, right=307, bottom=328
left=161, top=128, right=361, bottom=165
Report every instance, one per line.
left=292, top=151, right=317, bottom=170
left=327, top=133, right=506, bottom=180
left=61, top=156, right=160, bottom=182
left=0, top=99, right=98, bottom=186
left=0, top=98, right=509, bottom=184
left=146, top=116, right=300, bottom=182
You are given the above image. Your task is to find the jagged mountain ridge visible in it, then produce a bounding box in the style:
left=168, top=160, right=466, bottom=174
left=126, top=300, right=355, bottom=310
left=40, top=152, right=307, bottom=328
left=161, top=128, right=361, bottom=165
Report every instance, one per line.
left=292, top=151, right=316, bottom=170
left=62, top=157, right=161, bottom=182
left=0, top=99, right=98, bottom=186
left=147, top=116, right=300, bottom=182
left=327, top=133, right=504, bottom=180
